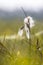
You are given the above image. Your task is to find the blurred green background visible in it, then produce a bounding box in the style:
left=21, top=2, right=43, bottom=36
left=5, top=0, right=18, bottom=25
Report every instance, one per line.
left=0, top=19, right=43, bottom=65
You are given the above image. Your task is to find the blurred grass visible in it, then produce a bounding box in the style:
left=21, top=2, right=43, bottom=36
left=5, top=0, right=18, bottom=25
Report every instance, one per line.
left=0, top=19, right=43, bottom=65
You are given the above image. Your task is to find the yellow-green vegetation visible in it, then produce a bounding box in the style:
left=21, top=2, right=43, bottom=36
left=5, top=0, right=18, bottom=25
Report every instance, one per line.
left=0, top=19, right=43, bottom=65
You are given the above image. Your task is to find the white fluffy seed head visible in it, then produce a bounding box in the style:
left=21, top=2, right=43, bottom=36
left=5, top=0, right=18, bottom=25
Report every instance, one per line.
left=18, top=29, right=23, bottom=36
left=24, top=16, right=35, bottom=28
left=24, top=17, right=28, bottom=24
